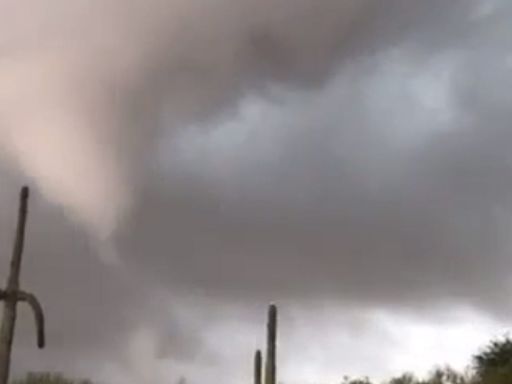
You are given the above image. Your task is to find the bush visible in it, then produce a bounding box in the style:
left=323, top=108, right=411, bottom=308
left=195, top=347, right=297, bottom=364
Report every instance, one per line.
left=473, top=335, right=512, bottom=384
left=11, top=372, right=93, bottom=384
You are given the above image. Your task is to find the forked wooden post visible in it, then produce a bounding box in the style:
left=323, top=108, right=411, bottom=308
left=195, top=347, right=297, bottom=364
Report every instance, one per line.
left=0, top=187, right=45, bottom=384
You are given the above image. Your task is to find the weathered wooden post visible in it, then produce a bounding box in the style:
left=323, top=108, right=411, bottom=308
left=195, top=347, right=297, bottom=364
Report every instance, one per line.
left=254, top=349, right=262, bottom=384
left=0, top=186, right=45, bottom=384
left=264, top=304, right=277, bottom=384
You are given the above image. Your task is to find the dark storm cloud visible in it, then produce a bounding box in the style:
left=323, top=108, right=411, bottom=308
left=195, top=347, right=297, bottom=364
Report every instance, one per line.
left=1, top=0, right=512, bottom=383
left=118, top=0, right=512, bottom=316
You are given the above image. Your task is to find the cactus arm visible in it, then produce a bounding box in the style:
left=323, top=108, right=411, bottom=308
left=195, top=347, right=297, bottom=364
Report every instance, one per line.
left=16, top=291, right=45, bottom=349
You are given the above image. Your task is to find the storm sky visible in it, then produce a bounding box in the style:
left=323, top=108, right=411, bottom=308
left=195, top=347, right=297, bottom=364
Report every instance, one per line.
left=1, top=0, right=512, bottom=383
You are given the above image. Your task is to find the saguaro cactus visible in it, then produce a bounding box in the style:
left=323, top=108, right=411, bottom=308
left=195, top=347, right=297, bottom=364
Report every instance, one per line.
left=254, top=349, right=262, bottom=384
left=0, top=186, right=45, bottom=384
left=264, top=304, right=277, bottom=384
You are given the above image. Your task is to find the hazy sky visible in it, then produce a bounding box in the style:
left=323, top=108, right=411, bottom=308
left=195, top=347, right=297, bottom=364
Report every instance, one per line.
left=1, top=0, right=512, bottom=383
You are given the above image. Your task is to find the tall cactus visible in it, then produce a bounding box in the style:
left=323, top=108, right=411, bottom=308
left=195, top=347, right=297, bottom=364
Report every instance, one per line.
left=254, top=349, right=262, bottom=384
left=264, top=304, right=277, bottom=384
left=0, top=186, right=46, bottom=384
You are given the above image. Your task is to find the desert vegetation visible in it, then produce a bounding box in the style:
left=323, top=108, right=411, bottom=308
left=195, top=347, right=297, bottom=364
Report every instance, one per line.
left=8, top=334, right=512, bottom=384
left=250, top=305, right=512, bottom=384
left=341, top=332, right=512, bottom=384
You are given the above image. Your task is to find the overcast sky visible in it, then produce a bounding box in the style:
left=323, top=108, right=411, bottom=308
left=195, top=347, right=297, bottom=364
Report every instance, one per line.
left=1, top=0, right=512, bottom=383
